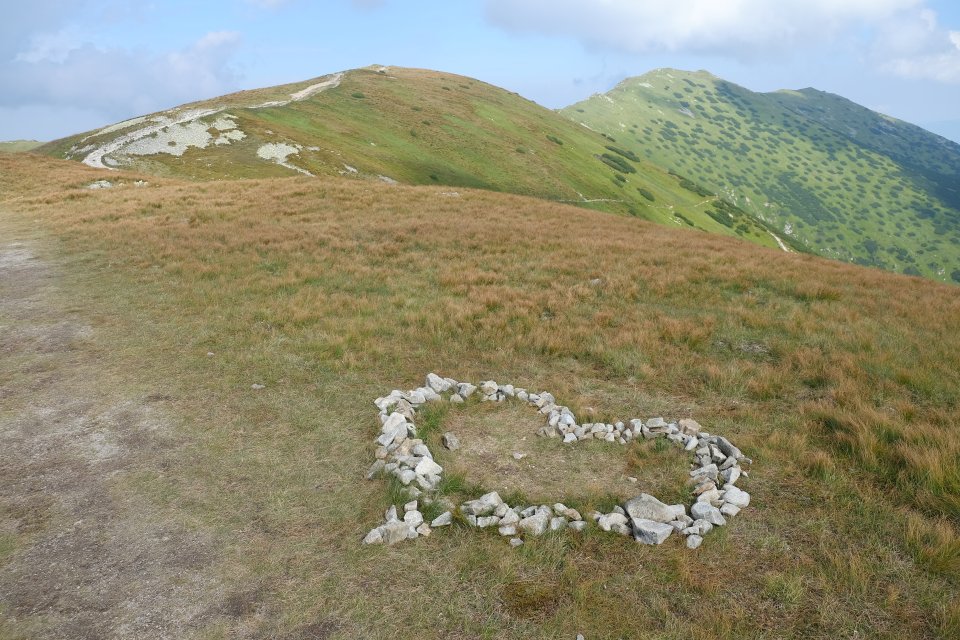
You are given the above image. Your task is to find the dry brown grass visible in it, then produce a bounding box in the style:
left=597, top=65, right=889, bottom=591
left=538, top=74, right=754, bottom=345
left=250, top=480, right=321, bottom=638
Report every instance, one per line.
left=2, top=153, right=958, bottom=638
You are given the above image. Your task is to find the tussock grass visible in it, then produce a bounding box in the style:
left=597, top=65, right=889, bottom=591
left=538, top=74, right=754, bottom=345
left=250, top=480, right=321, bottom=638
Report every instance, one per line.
left=2, top=154, right=958, bottom=637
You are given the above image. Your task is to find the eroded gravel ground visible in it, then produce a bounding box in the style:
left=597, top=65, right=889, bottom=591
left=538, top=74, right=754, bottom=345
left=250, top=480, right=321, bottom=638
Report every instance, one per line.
left=0, top=230, right=223, bottom=639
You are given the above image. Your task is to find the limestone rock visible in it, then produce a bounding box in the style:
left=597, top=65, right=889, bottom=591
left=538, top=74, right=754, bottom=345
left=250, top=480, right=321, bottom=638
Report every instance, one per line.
left=518, top=512, right=550, bottom=536
left=426, top=372, right=452, bottom=393
left=442, top=432, right=460, bottom=450
left=597, top=512, right=629, bottom=532
left=381, top=521, right=413, bottom=545
left=632, top=519, right=674, bottom=545
left=460, top=491, right=504, bottom=517
left=509, top=538, right=524, bottom=547
left=678, top=418, right=702, bottom=436
left=691, top=502, right=727, bottom=526
left=724, top=486, right=751, bottom=508
left=457, top=382, right=478, bottom=398
left=431, top=511, right=453, bottom=527
left=686, top=534, right=703, bottom=549
left=362, top=527, right=383, bottom=545
left=623, top=494, right=676, bottom=524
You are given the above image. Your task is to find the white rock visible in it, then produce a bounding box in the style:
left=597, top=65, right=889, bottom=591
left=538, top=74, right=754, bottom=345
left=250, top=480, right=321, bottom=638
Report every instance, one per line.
left=499, top=525, right=518, bottom=536
left=597, top=513, right=629, bottom=532
left=509, top=538, right=524, bottom=547
left=404, top=510, right=424, bottom=528
left=724, top=486, right=751, bottom=508
left=632, top=519, right=674, bottom=545
left=690, top=502, right=727, bottom=526
left=480, top=380, right=498, bottom=395
left=518, top=512, right=550, bottom=536
left=366, top=460, right=385, bottom=480
left=362, top=527, right=384, bottom=544
left=397, top=469, right=416, bottom=485
left=513, top=452, right=526, bottom=460
left=623, top=494, right=676, bottom=523
left=500, top=510, right=520, bottom=526
left=476, top=516, right=500, bottom=528
left=686, top=534, right=703, bottom=549
left=431, top=511, right=453, bottom=527
left=415, top=457, right=443, bottom=477
left=426, top=373, right=452, bottom=393
left=550, top=517, right=568, bottom=531
left=568, top=520, right=587, bottom=532
left=416, top=523, right=431, bottom=537
left=381, top=521, right=413, bottom=545
left=442, top=432, right=460, bottom=450
left=562, top=433, right=577, bottom=444
left=460, top=491, right=504, bottom=517
left=720, top=503, right=741, bottom=518
left=403, top=500, right=418, bottom=512
left=450, top=394, right=464, bottom=404
left=458, top=382, right=478, bottom=398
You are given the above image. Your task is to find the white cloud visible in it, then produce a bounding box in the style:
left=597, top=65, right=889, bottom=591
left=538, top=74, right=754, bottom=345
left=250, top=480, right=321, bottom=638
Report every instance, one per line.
left=484, top=0, right=922, bottom=58
left=874, top=8, right=960, bottom=83
left=0, top=31, right=243, bottom=120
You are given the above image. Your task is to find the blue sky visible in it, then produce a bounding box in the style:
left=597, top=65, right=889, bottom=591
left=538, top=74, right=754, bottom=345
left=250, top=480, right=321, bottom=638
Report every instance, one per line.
left=2, top=0, right=959, bottom=142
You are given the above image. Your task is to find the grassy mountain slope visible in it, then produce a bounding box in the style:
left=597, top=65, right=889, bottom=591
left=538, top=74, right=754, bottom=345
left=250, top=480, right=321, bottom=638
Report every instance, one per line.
left=2, top=154, right=958, bottom=637
left=563, top=69, right=960, bottom=282
left=39, top=66, right=783, bottom=250
left=0, top=140, right=43, bottom=153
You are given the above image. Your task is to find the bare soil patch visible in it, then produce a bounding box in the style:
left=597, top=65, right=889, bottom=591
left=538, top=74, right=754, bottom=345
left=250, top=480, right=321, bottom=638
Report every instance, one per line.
left=0, top=225, right=225, bottom=639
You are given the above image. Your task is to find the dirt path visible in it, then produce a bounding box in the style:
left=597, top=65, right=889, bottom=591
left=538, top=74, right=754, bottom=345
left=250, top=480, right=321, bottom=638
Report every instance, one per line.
left=0, top=218, right=224, bottom=639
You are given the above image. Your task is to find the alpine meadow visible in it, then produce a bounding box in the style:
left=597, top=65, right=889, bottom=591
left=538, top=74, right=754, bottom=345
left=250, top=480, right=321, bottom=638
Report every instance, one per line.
left=2, top=22, right=960, bottom=640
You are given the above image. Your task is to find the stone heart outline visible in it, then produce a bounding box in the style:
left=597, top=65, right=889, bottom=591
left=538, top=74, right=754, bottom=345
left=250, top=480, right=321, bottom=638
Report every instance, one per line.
left=363, top=373, right=752, bottom=549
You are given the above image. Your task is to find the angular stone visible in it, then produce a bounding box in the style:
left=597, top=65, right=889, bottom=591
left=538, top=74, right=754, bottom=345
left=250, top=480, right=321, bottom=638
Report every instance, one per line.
left=568, top=520, right=587, bottom=532
left=457, top=382, right=478, bottom=398
left=632, top=519, right=674, bottom=545
left=404, top=510, right=424, bottom=528
left=403, top=500, right=418, bottom=512
left=385, top=505, right=399, bottom=523
left=647, top=417, right=667, bottom=429
left=720, top=465, right=741, bottom=485
left=500, top=510, right=520, bottom=526
left=476, top=515, right=500, bottom=528
left=415, top=457, right=443, bottom=477
left=562, top=508, right=582, bottom=521
left=712, top=436, right=744, bottom=460
left=416, top=523, right=431, bottom=537
left=366, top=459, right=385, bottom=480
left=720, top=503, right=741, bottom=518
left=381, top=521, right=413, bottom=545
left=686, top=534, right=703, bottom=549
left=668, top=520, right=687, bottom=532
left=550, top=517, right=568, bottom=531
left=509, top=538, right=524, bottom=547
left=460, top=491, right=504, bottom=517
left=678, top=418, right=702, bottom=436
left=597, top=512, right=629, bottom=532
left=691, top=502, right=727, bottom=526
left=624, top=493, right=676, bottom=523
left=611, top=522, right=632, bottom=536
left=412, top=443, right=432, bottom=458
left=431, top=511, right=453, bottom=527
left=682, top=519, right=713, bottom=536
left=518, top=512, right=550, bottom=536
left=562, top=433, right=577, bottom=444
left=499, top=525, right=517, bottom=536
left=480, top=380, right=498, bottom=395
left=441, top=432, right=460, bottom=451
left=449, top=394, right=464, bottom=404
left=724, top=486, right=750, bottom=507
left=363, top=527, right=384, bottom=545
left=426, top=372, right=452, bottom=393
left=690, top=464, right=719, bottom=481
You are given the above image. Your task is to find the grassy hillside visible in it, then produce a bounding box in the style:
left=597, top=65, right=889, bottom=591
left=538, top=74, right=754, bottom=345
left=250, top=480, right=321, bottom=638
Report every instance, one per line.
left=0, top=140, right=42, bottom=153
left=38, top=66, right=783, bottom=250
left=2, top=154, right=958, bottom=638
left=563, top=69, right=960, bottom=282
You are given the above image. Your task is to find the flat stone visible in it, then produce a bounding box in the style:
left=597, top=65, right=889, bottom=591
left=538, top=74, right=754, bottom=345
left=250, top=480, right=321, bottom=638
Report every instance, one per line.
left=623, top=493, right=676, bottom=523
left=460, top=491, right=504, bottom=517
left=509, top=538, right=523, bottom=547
left=500, top=509, right=520, bottom=526
left=499, top=525, right=517, bottom=536
left=416, top=523, right=431, bottom=537
left=690, top=463, right=719, bottom=481
left=686, top=534, right=703, bottom=549
left=476, top=516, right=500, bottom=528
left=632, top=519, right=674, bottom=545
left=403, top=500, right=418, bottom=512
left=457, top=382, right=478, bottom=398
left=691, top=502, right=727, bottom=526
left=721, top=466, right=741, bottom=485
left=720, top=503, right=741, bottom=518
left=712, top=436, right=745, bottom=460
left=518, top=512, right=550, bottom=536
left=562, top=433, right=577, bottom=444
left=431, top=511, right=453, bottom=527
left=411, top=443, right=432, bottom=458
